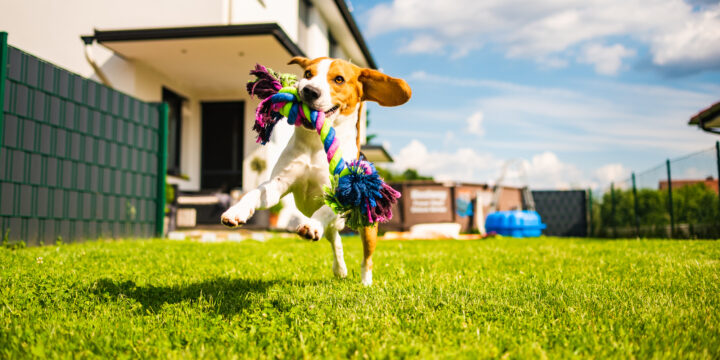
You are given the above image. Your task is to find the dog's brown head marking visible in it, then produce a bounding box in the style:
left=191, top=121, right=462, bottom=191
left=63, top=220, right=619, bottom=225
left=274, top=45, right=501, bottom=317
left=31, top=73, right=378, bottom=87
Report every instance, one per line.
left=289, top=56, right=411, bottom=116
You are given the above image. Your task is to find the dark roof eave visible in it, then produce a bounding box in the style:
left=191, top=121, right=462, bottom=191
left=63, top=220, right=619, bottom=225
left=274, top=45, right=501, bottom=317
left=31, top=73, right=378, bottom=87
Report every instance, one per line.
left=85, top=23, right=305, bottom=58
left=688, top=100, right=720, bottom=135
left=333, top=0, right=377, bottom=69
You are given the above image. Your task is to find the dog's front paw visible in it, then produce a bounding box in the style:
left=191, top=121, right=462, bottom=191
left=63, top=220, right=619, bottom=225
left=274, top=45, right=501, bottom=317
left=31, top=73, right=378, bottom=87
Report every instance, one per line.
left=220, top=207, right=254, bottom=228
left=296, top=220, right=323, bottom=241
left=333, top=260, right=348, bottom=278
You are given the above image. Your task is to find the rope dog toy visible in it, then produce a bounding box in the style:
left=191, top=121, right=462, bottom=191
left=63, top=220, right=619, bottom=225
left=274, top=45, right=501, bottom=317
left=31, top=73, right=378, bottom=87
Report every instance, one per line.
left=247, top=64, right=401, bottom=230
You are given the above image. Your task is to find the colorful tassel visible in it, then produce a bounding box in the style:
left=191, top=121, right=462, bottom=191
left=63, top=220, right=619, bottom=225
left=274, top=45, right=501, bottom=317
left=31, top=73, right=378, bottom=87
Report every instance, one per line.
left=246, top=63, right=401, bottom=229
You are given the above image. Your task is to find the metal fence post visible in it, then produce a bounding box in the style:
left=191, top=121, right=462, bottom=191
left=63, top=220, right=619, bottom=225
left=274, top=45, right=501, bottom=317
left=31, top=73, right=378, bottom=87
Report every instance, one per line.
left=666, top=159, right=674, bottom=238
left=155, top=103, right=169, bottom=238
left=632, top=172, right=640, bottom=237
left=588, top=188, right=593, bottom=237
left=716, top=141, right=720, bottom=222
left=610, top=182, right=616, bottom=238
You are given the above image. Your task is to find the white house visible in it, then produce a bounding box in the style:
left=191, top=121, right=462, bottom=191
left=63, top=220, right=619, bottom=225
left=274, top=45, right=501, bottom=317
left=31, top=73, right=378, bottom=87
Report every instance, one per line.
left=1, top=0, right=387, bottom=228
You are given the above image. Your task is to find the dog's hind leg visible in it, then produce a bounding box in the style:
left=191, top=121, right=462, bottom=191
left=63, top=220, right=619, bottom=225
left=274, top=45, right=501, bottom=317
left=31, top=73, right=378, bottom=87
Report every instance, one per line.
left=360, top=224, right=378, bottom=286
left=221, top=177, right=290, bottom=227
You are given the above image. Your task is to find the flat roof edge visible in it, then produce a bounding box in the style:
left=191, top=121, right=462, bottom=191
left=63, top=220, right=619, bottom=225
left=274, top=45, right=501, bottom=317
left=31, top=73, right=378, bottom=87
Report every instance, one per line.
left=85, top=23, right=305, bottom=57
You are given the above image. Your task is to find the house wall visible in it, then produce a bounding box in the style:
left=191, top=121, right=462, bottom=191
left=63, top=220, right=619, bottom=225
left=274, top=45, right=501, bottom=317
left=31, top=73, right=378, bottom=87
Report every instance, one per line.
left=133, top=63, right=204, bottom=191
left=305, top=5, right=331, bottom=58
left=0, top=0, right=226, bottom=82
left=229, top=0, right=299, bottom=41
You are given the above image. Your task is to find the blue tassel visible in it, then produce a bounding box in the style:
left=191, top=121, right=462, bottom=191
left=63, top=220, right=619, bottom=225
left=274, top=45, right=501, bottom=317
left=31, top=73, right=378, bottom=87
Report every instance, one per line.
left=335, top=162, right=384, bottom=209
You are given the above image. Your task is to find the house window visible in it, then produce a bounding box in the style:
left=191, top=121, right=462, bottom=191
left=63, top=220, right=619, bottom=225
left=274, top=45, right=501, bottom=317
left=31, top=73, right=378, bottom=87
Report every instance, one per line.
left=162, top=87, right=184, bottom=176
left=298, top=0, right=311, bottom=51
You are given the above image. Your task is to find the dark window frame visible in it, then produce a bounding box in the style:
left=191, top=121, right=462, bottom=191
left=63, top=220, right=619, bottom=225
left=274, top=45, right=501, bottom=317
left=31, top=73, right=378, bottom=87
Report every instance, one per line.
left=162, top=87, right=185, bottom=176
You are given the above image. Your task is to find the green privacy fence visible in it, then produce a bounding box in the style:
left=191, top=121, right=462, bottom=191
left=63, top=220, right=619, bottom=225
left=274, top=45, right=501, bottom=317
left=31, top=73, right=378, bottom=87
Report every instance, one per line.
left=590, top=142, right=720, bottom=239
left=0, top=33, right=168, bottom=246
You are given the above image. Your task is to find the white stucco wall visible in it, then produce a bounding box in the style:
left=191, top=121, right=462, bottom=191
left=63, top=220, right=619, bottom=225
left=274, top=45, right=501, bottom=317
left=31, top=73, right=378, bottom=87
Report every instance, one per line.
left=132, top=62, right=204, bottom=191
left=0, top=0, right=225, bottom=79
left=305, top=6, right=331, bottom=58
left=229, top=0, right=299, bottom=42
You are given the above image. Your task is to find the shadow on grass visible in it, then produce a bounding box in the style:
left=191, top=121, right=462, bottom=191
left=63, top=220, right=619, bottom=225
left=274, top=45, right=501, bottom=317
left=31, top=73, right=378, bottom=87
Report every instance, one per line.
left=90, top=277, right=321, bottom=317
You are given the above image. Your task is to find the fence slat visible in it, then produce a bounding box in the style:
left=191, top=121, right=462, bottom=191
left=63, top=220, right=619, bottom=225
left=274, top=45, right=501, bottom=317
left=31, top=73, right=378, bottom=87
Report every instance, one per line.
left=0, top=32, right=7, bottom=154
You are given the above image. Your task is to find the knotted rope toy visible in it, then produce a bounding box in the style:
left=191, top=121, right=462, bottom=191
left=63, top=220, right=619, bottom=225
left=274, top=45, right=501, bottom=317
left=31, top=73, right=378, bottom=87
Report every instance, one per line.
left=247, top=64, right=401, bottom=230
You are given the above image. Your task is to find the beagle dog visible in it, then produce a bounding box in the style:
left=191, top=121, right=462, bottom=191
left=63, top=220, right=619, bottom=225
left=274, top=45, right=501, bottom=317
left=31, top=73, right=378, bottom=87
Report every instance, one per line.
left=220, top=57, right=411, bottom=286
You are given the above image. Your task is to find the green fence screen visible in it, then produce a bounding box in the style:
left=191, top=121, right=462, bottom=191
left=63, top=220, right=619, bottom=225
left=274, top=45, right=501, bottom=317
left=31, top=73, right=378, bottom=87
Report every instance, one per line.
left=0, top=33, right=168, bottom=246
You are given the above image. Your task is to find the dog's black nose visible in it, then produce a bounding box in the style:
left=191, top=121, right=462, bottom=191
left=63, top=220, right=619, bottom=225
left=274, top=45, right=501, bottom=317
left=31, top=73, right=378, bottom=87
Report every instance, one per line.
left=301, top=86, right=320, bottom=101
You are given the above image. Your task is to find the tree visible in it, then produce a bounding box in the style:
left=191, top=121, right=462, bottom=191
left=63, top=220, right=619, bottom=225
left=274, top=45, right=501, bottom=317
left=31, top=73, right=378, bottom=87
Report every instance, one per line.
left=375, top=166, right=433, bottom=182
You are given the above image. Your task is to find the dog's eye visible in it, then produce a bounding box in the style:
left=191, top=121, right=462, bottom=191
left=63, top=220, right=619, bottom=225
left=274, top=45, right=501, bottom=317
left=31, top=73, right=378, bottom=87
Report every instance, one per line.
left=334, top=76, right=345, bottom=84
left=304, top=70, right=312, bottom=79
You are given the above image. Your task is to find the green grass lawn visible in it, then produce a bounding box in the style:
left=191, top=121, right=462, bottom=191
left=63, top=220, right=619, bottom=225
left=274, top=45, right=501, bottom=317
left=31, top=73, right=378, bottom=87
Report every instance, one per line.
left=1, top=236, right=719, bottom=359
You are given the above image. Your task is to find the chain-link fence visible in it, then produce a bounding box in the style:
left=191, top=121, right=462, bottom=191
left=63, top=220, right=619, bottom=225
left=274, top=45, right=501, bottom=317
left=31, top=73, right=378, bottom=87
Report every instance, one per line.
left=590, top=142, right=720, bottom=239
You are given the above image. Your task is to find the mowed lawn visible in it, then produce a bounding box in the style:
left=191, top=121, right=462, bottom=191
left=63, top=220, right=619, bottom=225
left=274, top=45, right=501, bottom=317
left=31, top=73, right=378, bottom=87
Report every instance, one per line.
left=1, top=236, right=719, bottom=359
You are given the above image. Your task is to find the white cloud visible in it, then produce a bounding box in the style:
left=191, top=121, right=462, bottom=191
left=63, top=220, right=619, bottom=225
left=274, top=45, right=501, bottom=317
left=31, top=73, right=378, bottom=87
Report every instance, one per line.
left=366, top=0, right=720, bottom=74
left=651, top=8, right=720, bottom=72
left=443, top=131, right=455, bottom=146
left=389, top=140, right=623, bottom=189
left=389, top=140, right=503, bottom=183
left=677, top=166, right=716, bottom=179
left=578, top=43, right=637, bottom=75
left=382, top=140, right=392, bottom=151
left=404, top=71, right=717, bottom=153
left=399, top=35, right=445, bottom=54
left=525, top=152, right=585, bottom=189
left=593, top=163, right=631, bottom=185
left=466, top=111, right=485, bottom=136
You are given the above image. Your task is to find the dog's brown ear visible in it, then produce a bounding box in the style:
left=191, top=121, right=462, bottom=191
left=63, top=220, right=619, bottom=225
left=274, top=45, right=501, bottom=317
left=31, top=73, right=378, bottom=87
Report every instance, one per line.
left=288, top=56, right=312, bottom=68
left=359, top=69, right=412, bottom=106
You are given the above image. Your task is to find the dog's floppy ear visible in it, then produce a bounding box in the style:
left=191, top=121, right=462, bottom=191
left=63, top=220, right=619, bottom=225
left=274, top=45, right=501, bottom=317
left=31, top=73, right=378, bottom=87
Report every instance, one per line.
left=359, top=68, right=412, bottom=106
left=288, top=56, right=312, bottom=68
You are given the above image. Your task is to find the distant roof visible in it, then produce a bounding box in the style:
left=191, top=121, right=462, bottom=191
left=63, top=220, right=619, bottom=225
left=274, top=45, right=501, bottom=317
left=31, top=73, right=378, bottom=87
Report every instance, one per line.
left=361, top=144, right=393, bottom=162
left=658, top=178, right=719, bottom=194
left=688, top=100, right=720, bottom=134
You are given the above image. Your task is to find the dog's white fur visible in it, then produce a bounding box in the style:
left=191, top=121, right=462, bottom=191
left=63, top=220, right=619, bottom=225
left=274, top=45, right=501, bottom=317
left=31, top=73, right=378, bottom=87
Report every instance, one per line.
left=221, top=58, right=410, bottom=286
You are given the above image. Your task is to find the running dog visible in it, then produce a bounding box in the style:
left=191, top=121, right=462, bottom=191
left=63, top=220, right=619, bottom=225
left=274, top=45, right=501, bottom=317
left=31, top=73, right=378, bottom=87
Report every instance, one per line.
left=221, top=57, right=411, bottom=285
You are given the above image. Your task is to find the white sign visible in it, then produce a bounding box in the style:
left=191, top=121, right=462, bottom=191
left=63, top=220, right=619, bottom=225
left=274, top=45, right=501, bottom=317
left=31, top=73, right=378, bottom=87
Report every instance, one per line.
left=409, top=189, right=448, bottom=214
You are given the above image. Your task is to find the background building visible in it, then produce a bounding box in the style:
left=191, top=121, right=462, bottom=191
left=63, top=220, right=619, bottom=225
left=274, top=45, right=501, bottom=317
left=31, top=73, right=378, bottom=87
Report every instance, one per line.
left=1, top=0, right=378, bottom=229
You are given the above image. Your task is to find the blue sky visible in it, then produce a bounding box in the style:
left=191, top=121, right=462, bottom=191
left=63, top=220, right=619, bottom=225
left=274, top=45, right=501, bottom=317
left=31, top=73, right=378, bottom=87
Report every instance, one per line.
left=349, top=0, right=720, bottom=189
